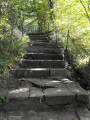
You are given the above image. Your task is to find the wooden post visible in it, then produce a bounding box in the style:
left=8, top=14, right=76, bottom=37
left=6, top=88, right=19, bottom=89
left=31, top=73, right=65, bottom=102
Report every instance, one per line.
left=22, top=17, right=24, bottom=36
left=66, top=30, right=69, bottom=52
left=55, top=29, right=57, bottom=43
left=0, top=3, right=1, bottom=22
left=10, top=18, right=14, bottom=45
left=87, top=59, right=90, bottom=90
left=48, top=23, right=49, bottom=32
left=88, top=59, right=90, bottom=69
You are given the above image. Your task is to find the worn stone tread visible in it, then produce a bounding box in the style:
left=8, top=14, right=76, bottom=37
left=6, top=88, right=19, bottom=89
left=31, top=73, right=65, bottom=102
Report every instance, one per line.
left=31, top=42, right=59, bottom=47
left=29, top=87, right=43, bottom=97
left=21, top=59, right=65, bottom=68
left=2, top=108, right=90, bottom=120
left=65, top=81, right=89, bottom=104
left=23, top=53, right=63, bottom=60
left=24, top=53, right=63, bottom=60
left=76, top=108, right=90, bottom=120
left=59, top=111, right=78, bottom=120
left=44, top=86, right=75, bottom=105
left=25, top=46, right=63, bottom=54
left=7, top=85, right=30, bottom=101
left=10, top=68, right=67, bottom=78
left=20, top=78, right=61, bottom=88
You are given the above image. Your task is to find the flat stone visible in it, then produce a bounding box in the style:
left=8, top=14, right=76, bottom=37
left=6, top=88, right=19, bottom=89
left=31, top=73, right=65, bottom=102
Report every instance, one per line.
left=8, top=111, right=24, bottom=120
left=50, top=68, right=67, bottom=77
left=7, top=86, right=30, bottom=100
left=32, top=42, right=58, bottom=47
left=21, top=60, right=65, bottom=68
left=59, top=111, right=78, bottom=120
left=29, top=87, right=43, bottom=97
left=8, top=111, right=60, bottom=120
left=11, top=68, right=50, bottom=78
left=21, top=78, right=61, bottom=88
left=44, top=85, right=75, bottom=105
left=25, top=47, right=62, bottom=54
left=11, top=68, right=67, bottom=78
left=76, top=108, right=90, bottom=120
left=0, top=112, right=7, bottom=120
left=65, top=81, right=89, bottom=104
left=24, top=53, right=63, bottom=60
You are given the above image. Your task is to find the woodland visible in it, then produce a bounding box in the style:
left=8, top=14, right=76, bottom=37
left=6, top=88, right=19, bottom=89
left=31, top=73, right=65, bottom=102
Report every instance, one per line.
left=0, top=0, right=90, bottom=90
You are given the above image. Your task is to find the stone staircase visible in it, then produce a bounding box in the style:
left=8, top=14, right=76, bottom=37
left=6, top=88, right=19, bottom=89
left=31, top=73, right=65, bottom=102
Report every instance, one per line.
left=0, top=33, right=90, bottom=120
left=9, top=33, right=89, bottom=105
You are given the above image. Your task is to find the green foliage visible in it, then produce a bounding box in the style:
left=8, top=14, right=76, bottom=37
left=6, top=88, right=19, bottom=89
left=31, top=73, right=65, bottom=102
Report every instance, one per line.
left=0, top=96, right=5, bottom=104
left=0, top=0, right=90, bottom=84
left=0, top=18, right=29, bottom=73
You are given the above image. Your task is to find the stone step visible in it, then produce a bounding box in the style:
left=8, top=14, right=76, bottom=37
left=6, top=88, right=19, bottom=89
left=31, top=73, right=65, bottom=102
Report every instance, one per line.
left=29, top=35, right=49, bottom=41
left=26, top=46, right=61, bottom=50
left=2, top=103, right=90, bottom=120
left=28, top=34, right=47, bottom=37
left=76, top=108, right=90, bottom=120
left=30, top=37, right=49, bottom=41
left=10, top=68, right=67, bottom=78
left=28, top=33, right=46, bottom=35
left=30, top=39, right=50, bottom=43
left=25, top=47, right=63, bottom=54
left=24, top=53, right=63, bottom=60
left=30, top=42, right=59, bottom=48
left=2, top=78, right=89, bottom=106
left=29, top=86, right=75, bottom=106
left=31, top=40, right=50, bottom=43
left=20, top=60, right=65, bottom=68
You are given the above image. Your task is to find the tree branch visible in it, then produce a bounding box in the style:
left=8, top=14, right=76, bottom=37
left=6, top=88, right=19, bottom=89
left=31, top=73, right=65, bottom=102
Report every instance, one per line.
left=80, top=0, right=90, bottom=22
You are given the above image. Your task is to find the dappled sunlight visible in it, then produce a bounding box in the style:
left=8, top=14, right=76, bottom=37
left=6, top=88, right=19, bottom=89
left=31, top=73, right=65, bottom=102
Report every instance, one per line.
left=61, top=78, right=73, bottom=83
left=26, top=68, right=49, bottom=70
left=78, top=58, right=89, bottom=65
left=57, top=89, right=62, bottom=92
left=9, top=88, right=29, bottom=94
left=74, top=89, right=81, bottom=93
left=9, top=115, right=23, bottom=120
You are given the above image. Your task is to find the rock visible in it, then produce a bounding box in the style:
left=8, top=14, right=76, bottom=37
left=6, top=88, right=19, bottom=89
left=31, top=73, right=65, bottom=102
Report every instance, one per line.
left=50, top=68, right=67, bottom=77
left=20, top=78, right=61, bottom=88
left=65, top=81, right=89, bottom=104
left=76, top=108, right=90, bottom=120
left=7, top=86, right=30, bottom=101
left=44, top=85, right=75, bottom=105
left=29, top=87, right=43, bottom=97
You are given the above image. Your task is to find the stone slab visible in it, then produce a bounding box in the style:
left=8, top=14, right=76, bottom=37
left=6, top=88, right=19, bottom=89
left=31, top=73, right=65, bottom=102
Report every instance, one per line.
left=76, top=108, right=90, bottom=120
left=7, top=86, right=30, bottom=100
left=30, top=39, right=49, bottom=42
left=0, top=112, right=7, bottom=120
left=21, top=60, right=65, bottom=68
left=32, top=42, right=58, bottom=47
left=11, top=68, right=67, bottom=78
left=8, top=111, right=60, bottom=120
left=8, top=111, right=24, bottom=120
left=59, top=111, right=78, bottom=120
left=11, top=68, right=50, bottom=78
left=24, top=53, right=63, bottom=60
left=29, top=87, right=43, bottom=97
left=65, top=81, right=89, bottom=104
left=50, top=68, right=67, bottom=77
left=21, top=78, right=61, bottom=88
left=30, top=36, right=49, bottom=41
left=44, top=86, right=75, bottom=105
left=25, top=47, right=62, bottom=54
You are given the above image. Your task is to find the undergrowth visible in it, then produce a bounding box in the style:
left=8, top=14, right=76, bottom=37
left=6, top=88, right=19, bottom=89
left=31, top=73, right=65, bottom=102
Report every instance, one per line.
left=0, top=19, right=29, bottom=73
